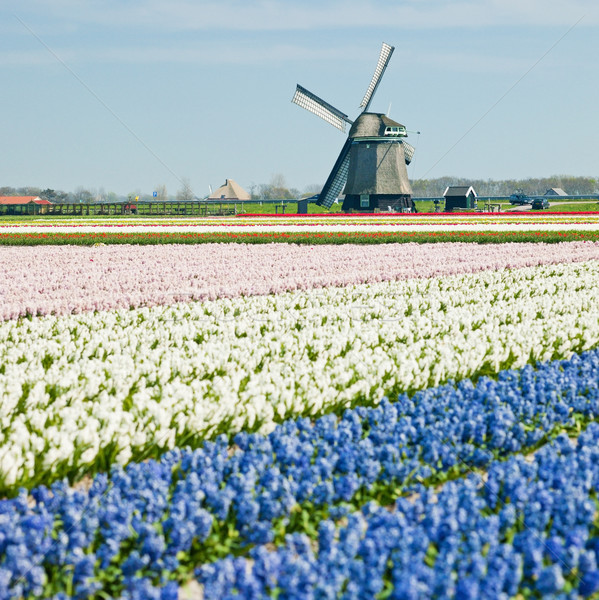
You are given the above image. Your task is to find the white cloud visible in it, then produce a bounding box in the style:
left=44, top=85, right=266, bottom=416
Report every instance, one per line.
left=0, top=42, right=366, bottom=67
left=3, top=0, right=594, bottom=69
left=12, top=0, right=599, bottom=33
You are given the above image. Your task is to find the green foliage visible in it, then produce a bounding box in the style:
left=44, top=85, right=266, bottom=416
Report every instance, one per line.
left=551, top=202, right=599, bottom=212
left=411, top=175, right=599, bottom=197
left=2, top=230, right=599, bottom=246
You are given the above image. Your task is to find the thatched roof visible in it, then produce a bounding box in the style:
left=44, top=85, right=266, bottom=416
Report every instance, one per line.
left=208, top=179, right=250, bottom=201
left=349, top=113, right=405, bottom=138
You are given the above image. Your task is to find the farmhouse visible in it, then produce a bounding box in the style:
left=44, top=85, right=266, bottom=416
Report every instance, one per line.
left=208, top=179, right=250, bottom=201
left=0, top=195, right=51, bottom=205
left=0, top=196, right=52, bottom=214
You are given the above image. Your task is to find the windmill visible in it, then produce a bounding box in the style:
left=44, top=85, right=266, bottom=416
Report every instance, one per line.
left=292, top=42, right=416, bottom=212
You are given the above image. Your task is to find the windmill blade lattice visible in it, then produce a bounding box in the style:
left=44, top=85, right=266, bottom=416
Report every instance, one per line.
left=317, top=138, right=352, bottom=208
left=402, top=141, right=415, bottom=165
left=360, top=43, right=394, bottom=112
left=292, top=85, right=353, bottom=132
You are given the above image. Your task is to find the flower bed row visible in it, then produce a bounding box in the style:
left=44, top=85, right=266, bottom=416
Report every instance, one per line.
left=4, top=222, right=599, bottom=234
left=2, top=348, right=599, bottom=598
left=236, top=210, right=599, bottom=218
left=3, top=260, right=599, bottom=491
left=5, top=230, right=599, bottom=247
left=2, top=231, right=599, bottom=246
left=3, top=212, right=599, bottom=227
left=3, top=241, right=599, bottom=320
left=198, top=426, right=599, bottom=599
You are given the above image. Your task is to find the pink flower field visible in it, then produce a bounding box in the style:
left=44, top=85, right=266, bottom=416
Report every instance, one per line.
left=2, top=241, right=599, bottom=320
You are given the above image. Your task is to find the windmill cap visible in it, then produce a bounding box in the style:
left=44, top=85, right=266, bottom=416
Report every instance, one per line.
left=349, top=113, right=405, bottom=138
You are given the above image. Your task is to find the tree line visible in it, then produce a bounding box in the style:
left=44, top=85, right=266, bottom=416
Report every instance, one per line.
left=250, top=174, right=599, bottom=199
left=0, top=185, right=181, bottom=204
left=2, top=175, right=596, bottom=203
left=0, top=186, right=124, bottom=204
left=410, top=175, right=599, bottom=197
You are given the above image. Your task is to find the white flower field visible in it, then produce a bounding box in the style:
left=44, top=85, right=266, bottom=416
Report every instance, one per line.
left=2, top=258, right=599, bottom=492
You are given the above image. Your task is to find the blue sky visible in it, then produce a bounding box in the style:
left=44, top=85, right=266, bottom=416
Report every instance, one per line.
left=1, top=0, right=598, bottom=197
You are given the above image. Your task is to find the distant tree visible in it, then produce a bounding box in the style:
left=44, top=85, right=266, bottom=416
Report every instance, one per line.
left=176, top=177, right=194, bottom=201
left=105, top=191, right=120, bottom=203
left=256, top=174, right=296, bottom=200
left=70, top=187, right=94, bottom=203
left=557, top=176, right=597, bottom=195
left=0, top=186, right=16, bottom=196
left=270, top=173, right=286, bottom=189
left=302, top=183, right=322, bottom=198
left=93, top=187, right=106, bottom=202
left=255, top=183, right=270, bottom=199
left=17, top=186, right=41, bottom=197
left=410, top=175, right=599, bottom=197
left=40, top=188, right=68, bottom=202
left=155, top=184, right=168, bottom=202
left=248, top=182, right=258, bottom=200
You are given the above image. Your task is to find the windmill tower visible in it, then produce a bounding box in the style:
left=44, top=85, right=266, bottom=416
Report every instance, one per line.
left=292, top=43, right=416, bottom=212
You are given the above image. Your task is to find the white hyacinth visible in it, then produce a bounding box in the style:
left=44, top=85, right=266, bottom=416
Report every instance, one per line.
left=0, top=260, right=599, bottom=488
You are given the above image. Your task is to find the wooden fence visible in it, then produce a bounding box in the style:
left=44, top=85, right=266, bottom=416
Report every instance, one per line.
left=0, top=200, right=285, bottom=217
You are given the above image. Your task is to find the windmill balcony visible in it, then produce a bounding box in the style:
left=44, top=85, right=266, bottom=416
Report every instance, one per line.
left=384, top=126, right=407, bottom=137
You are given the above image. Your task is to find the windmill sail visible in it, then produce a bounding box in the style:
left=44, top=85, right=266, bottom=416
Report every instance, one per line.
left=402, top=141, right=415, bottom=165
left=317, top=138, right=352, bottom=208
left=292, top=85, right=353, bottom=132
left=360, top=43, right=394, bottom=112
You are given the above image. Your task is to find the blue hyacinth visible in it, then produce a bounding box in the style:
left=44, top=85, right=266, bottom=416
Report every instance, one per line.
left=2, top=349, right=599, bottom=597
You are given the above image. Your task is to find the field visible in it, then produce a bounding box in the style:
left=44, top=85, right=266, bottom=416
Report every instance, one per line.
left=2, top=213, right=599, bottom=599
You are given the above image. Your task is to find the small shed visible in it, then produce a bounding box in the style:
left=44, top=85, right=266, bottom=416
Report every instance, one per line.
left=544, top=188, right=567, bottom=197
left=208, top=179, right=250, bottom=201
left=443, top=186, right=477, bottom=212
left=297, top=198, right=309, bottom=214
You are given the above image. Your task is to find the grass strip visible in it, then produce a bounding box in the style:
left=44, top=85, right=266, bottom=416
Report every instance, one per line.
left=2, top=230, right=599, bottom=245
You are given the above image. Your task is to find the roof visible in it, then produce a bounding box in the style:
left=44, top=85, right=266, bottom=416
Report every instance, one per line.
left=349, top=113, right=405, bottom=138
left=0, top=196, right=52, bottom=205
left=544, top=188, right=567, bottom=196
left=443, top=186, right=477, bottom=198
left=208, top=179, right=250, bottom=201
